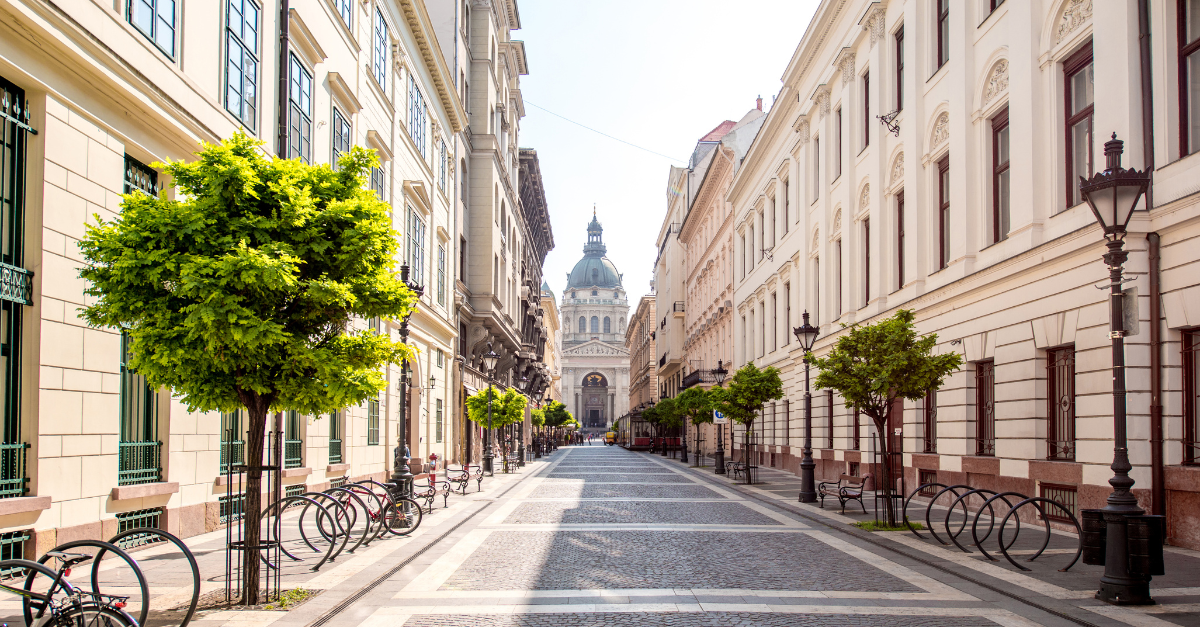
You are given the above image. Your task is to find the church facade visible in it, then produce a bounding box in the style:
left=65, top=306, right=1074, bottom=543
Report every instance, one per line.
left=560, top=215, right=631, bottom=431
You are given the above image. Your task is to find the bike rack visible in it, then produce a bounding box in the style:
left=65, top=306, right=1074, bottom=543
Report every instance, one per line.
left=103, top=527, right=201, bottom=627
left=264, top=495, right=342, bottom=572
left=26, top=539, right=150, bottom=627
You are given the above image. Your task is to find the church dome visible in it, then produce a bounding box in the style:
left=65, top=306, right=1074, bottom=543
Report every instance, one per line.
left=566, top=212, right=623, bottom=290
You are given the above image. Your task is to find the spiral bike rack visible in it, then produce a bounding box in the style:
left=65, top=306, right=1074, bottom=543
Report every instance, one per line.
left=102, top=527, right=201, bottom=627
left=26, top=539, right=149, bottom=627
left=903, top=482, right=1083, bottom=574
left=296, top=491, right=353, bottom=564
left=264, top=495, right=342, bottom=572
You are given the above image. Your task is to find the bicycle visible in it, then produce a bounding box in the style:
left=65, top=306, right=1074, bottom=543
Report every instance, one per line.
left=2, top=553, right=138, bottom=627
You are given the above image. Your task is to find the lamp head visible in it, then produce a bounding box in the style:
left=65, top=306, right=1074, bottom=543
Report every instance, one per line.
left=1078, top=133, right=1151, bottom=240
left=792, top=311, right=820, bottom=352
left=713, top=360, right=728, bottom=384
left=481, top=342, right=500, bottom=373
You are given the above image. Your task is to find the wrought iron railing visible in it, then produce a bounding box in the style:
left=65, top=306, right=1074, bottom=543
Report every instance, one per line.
left=220, top=440, right=245, bottom=474
left=0, top=443, right=29, bottom=499
left=0, top=531, right=28, bottom=577
left=975, top=360, right=996, bottom=457
left=114, top=508, right=164, bottom=550
left=0, top=262, right=32, bottom=306
left=284, top=439, right=303, bottom=469
left=681, top=369, right=721, bottom=390
left=328, top=438, right=343, bottom=464
left=673, top=301, right=685, bottom=312
left=118, top=441, right=162, bottom=485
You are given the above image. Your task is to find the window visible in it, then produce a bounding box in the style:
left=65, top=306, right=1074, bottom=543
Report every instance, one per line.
left=834, top=108, right=843, bottom=180
left=408, top=208, right=426, bottom=281
left=923, top=389, right=937, bottom=453
left=328, top=410, right=342, bottom=464
left=748, top=226, right=755, bottom=270
left=991, top=107, right=1010, bottom=243
left=436, top=399, right=443, bottom=443
left=919, top=469, right=938, bottom=495
left=1185, top=329, right=1200, bottom=464
left=119, top=332, right=160, bottom=486
left=835, top=239, right=843, bottom=317
left=225, top=0, right=259, bottom=130
left=129, top=0, right=176, bottom=57
left=1039, top=483, right=1078, bottom=523
left=220, top=410, right=244, bottom=474
left=437, top=348, right=445, bottom=367
left=124, top=155, right=158, bottom=195
left=459, top=236, right=467, bottom=284
left=895, top=26, right=904, bottom=110
left=1064, top=42, right=1094, bottom=208
left=862, top=71, right=870, bottom=150
left=896, top=190, right=905, bottom=289
left=782, top=179, right=790, bottom=232
left=770, top=292, right=777, bottom=351
left=812, top=138, right=821, bottom=201
left=283, top=410, right=302, bottom=469
left=740, top=234, right=747, bottom=277
left=975, top=360, right=995, bottom=456
left=578, top=317, right=586, bottom=333
left=936, top=0, right=949, bottom=70
left=783, top=282, right=791, bottom=344
left=374, top=9, right=389, bottom=88
left=437, top=244, right=446, bottom=305
left=1047, top=346, right=1076, bottom=461
left=115, top=508, right=162, bottom=544
left=590, top=317, right=599, bottom=334
left=603, top=317, right=611, bottom=334
left=938, top=155, right=950, bottom=269
left=370, top=166, right=384, bottom=200
left=813, top=258, right=820, bottom=326
left=367, top=397, right=380, bottom=445
left=989, top=0, right=1006, bottom=13
left=862, top=218, right=870, bottom=307
left=334, top=0, right=352, bottom=28
left=288, top=55, right=313, bottom=163
left=439, top=141, right=447, bottom=191
left=1181, top=0, right=1200, bottom=155
left=408, top=75, right=428, bottom=156
left=332, top=108, right=351, bottom=169
left=368, top=316, right=381, bottom=334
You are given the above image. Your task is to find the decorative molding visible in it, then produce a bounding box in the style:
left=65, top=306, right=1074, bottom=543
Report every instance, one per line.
left=858, top=184, right=870, bottom=212
left=1055, top=0, right=1092, bottom=44
left=930, top=112, right=949, bottom=149
left=795, top=116, right=811, bottom=143
left=832, top=208, right=842, bottom=234
left=982, top=59, right=1009, bottom=106
left=890, top=153, right=904, bottom=186
left=812, top=84, right=831, bottom=118
left=834, top=48, right=856, bottom=84
left=812, top=228, right=820, bottom=251
left=859, top=2, right=888, bottom=48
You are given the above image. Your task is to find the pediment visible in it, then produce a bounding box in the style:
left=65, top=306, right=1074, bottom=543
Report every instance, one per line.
left=563, top=339, right=629, bottom=357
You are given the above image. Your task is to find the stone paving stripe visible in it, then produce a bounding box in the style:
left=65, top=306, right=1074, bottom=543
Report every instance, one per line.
left=501, top=500, right=786, bottom=526
left=370, top=603, right=1023, bottom=617
left=391, top=588, right=973, bottom=601
left=400, top=527, right=494, bottom=592
left=1081, top=604, right=1186, bottom=627
left=803, top=529, right=973, bottom=600
left=481, top=524, right=808, bottom=532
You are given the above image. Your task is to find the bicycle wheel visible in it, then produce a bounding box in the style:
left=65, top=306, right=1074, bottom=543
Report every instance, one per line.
left=382, top=497, right=423, bottom=536
left=50, top=603, right=138, bottom=627
left=0, top=558, right=71, bottom=620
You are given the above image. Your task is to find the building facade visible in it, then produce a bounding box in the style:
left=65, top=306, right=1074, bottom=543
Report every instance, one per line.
left=727, top=0, right=1200, bottom=549
left=0, top=0, right=475, bottom=551
left=560, top=214, right=630, bottom=431
left=540, top=281, right=563, bottom=403
left=626, top=293, right=658, bottom=413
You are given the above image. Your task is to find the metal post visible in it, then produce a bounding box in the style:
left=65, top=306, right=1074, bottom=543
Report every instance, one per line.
left=484, top=383, right=495, bottom=475
left=391, top=357, right=413, bottom=499
left=1096, top=238, right=1152, bottom=605
left=680, top=417, right=689, bottom=463
left=715, top=423, right=725, bottom=474
left=799, top=355, right=817, bottom=502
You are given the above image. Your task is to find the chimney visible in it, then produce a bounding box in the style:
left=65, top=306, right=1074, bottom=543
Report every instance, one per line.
left=756, top=95, right=763, bottom=111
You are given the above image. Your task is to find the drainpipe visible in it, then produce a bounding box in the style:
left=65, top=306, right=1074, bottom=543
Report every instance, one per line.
left=1138, top=0, right=1154, bottom=208
left=1149, top=233, right=1164, bottom=516
left=277, top=0, right=290, bottom=157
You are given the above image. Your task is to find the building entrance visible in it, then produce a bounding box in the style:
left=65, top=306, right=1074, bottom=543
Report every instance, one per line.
left=582, top=372, right=609, bottom=429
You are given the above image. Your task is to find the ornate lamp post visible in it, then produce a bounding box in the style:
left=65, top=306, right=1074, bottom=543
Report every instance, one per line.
left=1078, top=133, right=1154, bottom=606
left=391, top=264, right=424, bottom=500
left=517, top=376, right=530, bottom=463
left=712, top=361, right=728, bottom=474
left=793, top=312, right=820, bottom=503
left=480, top=343, right=500, bottom=476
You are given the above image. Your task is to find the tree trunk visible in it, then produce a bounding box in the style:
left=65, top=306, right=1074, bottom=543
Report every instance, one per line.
left=239, top=394, right=272, bottom=605
left=872, top=414, right=896, bottom=527
left=744, top=421, right=753, bottom=485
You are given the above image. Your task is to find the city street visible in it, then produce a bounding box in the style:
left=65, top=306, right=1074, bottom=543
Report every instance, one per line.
left=258, top=446, right=1199, bottom=627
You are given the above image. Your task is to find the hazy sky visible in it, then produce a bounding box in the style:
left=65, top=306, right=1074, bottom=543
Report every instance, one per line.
left=518, top=0, right=820, bottom=304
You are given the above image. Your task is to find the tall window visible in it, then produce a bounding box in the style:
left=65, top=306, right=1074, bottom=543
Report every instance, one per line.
left=1047, top=346, right=1076, bottom=461
left=370, top=166, right=384, bottom=200
left=367, top=397, right=380, bottom=445
left=604, top=317, right=612, bottom=334
left=578, top=317, right=586, bottom=333
left=408, top=208, right=426, bottom=282
left=991, top=107, right=1010, bottom=243
left=373, top=9, right=389, bottom=88
left=1064, top=42, right=1094, bottom=208
left=225, top=0, right=259, bottom=130
left=975, top=360, right=995, bottom=456
left=129, top=0, right=176, bottom=57
left=283, top=411, right=302, bottom=469
left=937, top=155, right=950, bottom=269
left=783, top=282, right=791, bottom=344
left=1184, top=329, right=1200, bottom=464
left=989, top=0, right=1006, bottom=11
left=439, top=141, right=447, bottom=191
left=813, top=138, right=820, bottom=201
left=591, top=316, right=599, bottom=334
left=119, top=332, right=160, bottom=485
left=770, top=292, right=777, bottom=351
left=862, top=218, right=870, bottom=307
left=936, top=0, right=950, bottom=70
left=813, top=258, right=820, bottom=326
left=923, top=389, right=937, bottom=453
left=408, top=75, right=428, bottom=156
left=328, top=410, right=342, bottom=464
left=437, top=244, right=446, bottom=306
left=334, top=0, right=352, bottom=27
left=740, top=235, right=747, bottom=278
left=835, top=239, right=843, bottom=317
left=220, top=410, right=244, bottom=473
left=782, top=179, right=790, bottom=232
left=834, top=108, right=843, bottom=180
left=895, top=26, right=904, bottom=110
left=287, top=55, right=312, bottom=163
left=436, top=399, right=444, bottom=443
left=862, top=71, right=870, bottom=150
left=896, top=191, right=905, bottom=289
left=1181, top=0, right=1200, bottom=156
left=332, top=108, right=351, bottom=169
left=748, top=227, right=755, bottom=271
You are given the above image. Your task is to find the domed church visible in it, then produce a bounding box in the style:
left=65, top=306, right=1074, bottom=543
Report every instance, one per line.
left=560, top=212, right=630, bottom=431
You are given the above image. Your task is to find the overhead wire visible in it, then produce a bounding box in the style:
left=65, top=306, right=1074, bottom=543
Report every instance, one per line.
left=523, top=100, right=686, bottom=163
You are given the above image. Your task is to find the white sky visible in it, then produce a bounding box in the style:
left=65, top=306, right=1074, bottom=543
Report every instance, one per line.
left=518, top=0, right=821, bottom=303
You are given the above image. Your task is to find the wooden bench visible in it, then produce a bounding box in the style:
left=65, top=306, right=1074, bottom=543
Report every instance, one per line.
left=818, top=474, right=871, bottom=513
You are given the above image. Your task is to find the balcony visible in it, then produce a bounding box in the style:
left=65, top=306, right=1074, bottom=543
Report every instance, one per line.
left=680, top=369, right=720, bottom=390
left=673, top=301, right=685, bottom=312
left=118, top=441, right=162, bottom=486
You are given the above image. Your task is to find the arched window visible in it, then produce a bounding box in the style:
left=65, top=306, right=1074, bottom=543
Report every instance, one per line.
left=603, top=317, right=611, bottom=333
left=590, top=316, right=599, bottom=333
left=578, top=317, right=586, bottom=333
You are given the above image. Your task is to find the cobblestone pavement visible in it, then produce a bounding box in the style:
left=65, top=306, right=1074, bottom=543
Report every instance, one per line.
left=302, top=447, right=1200, bottom=627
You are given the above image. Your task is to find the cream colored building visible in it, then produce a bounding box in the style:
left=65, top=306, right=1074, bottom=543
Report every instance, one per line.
left=729, top=0, right=1200, bottom=549
left=0, top=0, right=466, bottom=551
left=540, top=281, right=563, bottom=403
left=625, top=292, right=657, bottom=412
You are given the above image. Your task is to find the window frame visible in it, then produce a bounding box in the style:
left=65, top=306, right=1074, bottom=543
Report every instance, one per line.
left=923, top=388, right=937, bottom=453
left=408, top=75, right=428, bottom=157
left=937, top=155, right=950, bottom=270
left=1180, top=0, right=1200, bottom=156
left=129, top=0, right=177, bottom=59
left=332, top=107, right=351, bottom=169
left=334, top=0, right=352, bottom=28
left=1184, top=328, right=1200, bottom=464
left=408, top=207, right=427, bottom=283
left=287, top=53, right=313, bottom=163
left=991, top=106, right=1010, bottom=244
left=896, top=190, right=905, bottom=290
left=936, top=0, right=950, bottom=70
left=370, top=165, right=385, bottom=200
left=224, top=0, right=260, bottom=131
left=834, top=107, right=843, bottom=180
left=835, top=238, right=843, bottom=317
left=373, top=8, right=389, bottom=89
left=812, top=137, right=820, bottom=202
left=1063, top=42, right=1094, bottom=209
left=1047, top=345, right=1076, bottom=461
left=862, top=218, right=870, bottom=307
left=782, top=179, right=790, bottom=233
left=437, top=243, right=446, bottom=306
left=367, top=396, right=380, bottom=445
left=975, top=359, right=996, bottom=457
left=895, top=26, right=904, bottom=111
left=862, top=71, right=870, bottom=151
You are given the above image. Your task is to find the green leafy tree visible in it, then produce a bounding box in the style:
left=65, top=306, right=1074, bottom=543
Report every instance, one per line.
left=675, top=387, right=714, bottom=463
left=78, top=132, right=416, bottom=602
left=711, top=363, right=784, bottom=483
left=531, top=407, right=546, bottom=428
left=465, top=386, right=528, bottom=428
left=810, top=309, right=963, bottom=526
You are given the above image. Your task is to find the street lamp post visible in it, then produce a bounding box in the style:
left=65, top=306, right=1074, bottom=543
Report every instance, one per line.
left=391, top=264, right=424, bottom=501
left=481, top=344, right=500, bottom=476
left=713, top=361, right=728, bottom=474
left=1078, top=133, right=1154, bottom=606
left=793, top=312, right=820, bottom=503
left=517, top=376, right=529, bottom=463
